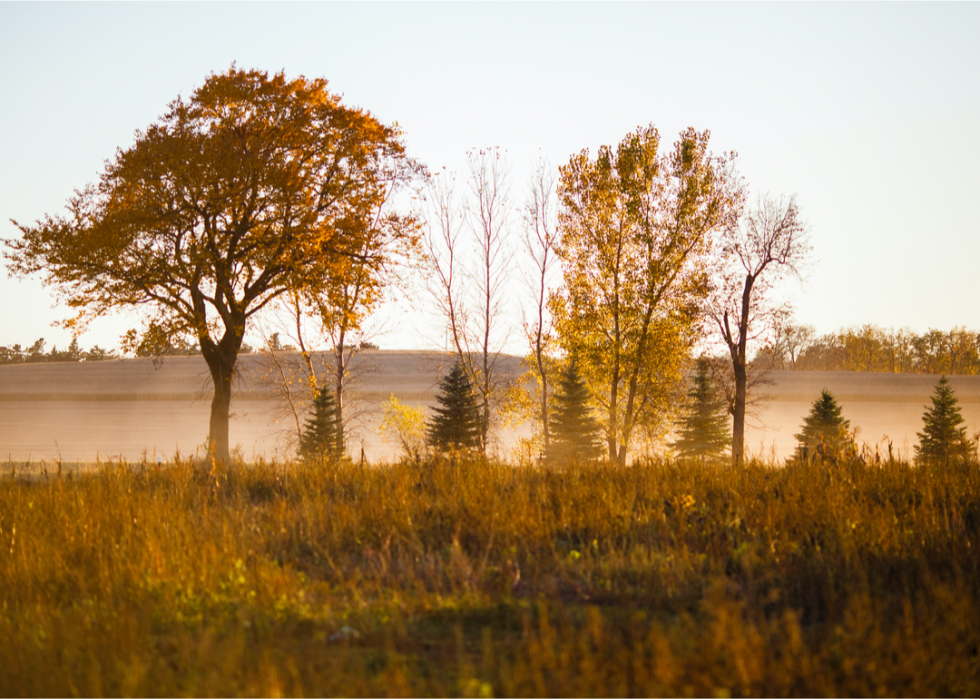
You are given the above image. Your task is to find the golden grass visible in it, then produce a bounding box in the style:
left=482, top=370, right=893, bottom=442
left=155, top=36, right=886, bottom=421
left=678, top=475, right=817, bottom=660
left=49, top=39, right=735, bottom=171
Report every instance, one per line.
left=1, top=455, right=978, bottom=696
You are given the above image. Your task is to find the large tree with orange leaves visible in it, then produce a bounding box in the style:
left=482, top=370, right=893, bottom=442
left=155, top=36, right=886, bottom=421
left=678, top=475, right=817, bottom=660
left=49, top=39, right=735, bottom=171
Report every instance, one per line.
left=5, top=67, right=420, bottom=464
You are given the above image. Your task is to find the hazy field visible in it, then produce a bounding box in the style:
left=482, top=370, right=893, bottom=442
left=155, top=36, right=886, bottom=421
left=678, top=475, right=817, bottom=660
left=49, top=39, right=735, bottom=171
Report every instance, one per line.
left=3, top=352, right=980, bottom=464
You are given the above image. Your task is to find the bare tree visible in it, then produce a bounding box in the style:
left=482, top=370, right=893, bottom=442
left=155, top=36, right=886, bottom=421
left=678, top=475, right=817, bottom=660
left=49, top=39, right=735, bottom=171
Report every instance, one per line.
left=424, top=171, right=467, bottom=357
left=423, top=149, right=514, bottom=453
left=519, top=158, right=560, bottom=451
left=467, top=148, right=514, bottom=451
left=713, top=193, right=811, bottom=465
left=776, top=321, right=817, bottom=370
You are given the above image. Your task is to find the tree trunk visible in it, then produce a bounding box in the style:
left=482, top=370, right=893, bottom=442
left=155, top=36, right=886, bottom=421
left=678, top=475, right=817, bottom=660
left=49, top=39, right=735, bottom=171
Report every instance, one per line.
left=731, top=359, right=747, bottom=466
left=731, top=273, right=755, bottom=467
left=535, top=259, right=550, bottom=453
left=200, top=316, right=245, bottom=465
left=606, top=389, right=619, bottom=463
left=203, top=345, right=236, bottom=465
left=333, top=330, right=347, bottom=458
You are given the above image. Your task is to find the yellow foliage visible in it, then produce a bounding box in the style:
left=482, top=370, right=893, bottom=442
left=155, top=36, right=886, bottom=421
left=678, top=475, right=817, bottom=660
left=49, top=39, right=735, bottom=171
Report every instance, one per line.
left=378, top=394, right=427, bottom=461
left=552, top=125, right=740, bottom=463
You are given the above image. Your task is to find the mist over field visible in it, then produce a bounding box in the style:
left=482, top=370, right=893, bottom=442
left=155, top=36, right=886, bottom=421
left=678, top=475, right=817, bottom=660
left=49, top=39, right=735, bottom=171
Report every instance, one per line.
left=4, top=352, right=978, bottom=465
left=0, top=352, right=521, bottom=464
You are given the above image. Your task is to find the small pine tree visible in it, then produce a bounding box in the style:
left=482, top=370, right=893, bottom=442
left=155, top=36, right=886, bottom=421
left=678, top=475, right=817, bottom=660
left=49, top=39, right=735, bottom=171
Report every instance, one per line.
left=915, top=375, right=974, bottom=466
left=545, top=363, right=603, bottom=463
left=672, top=357, right=730, bottom=461
left=794, top=389, right=855, bottom=464
left=298, top=386, right=343, bottom=462
left=427, top=361, right=482, bottom=452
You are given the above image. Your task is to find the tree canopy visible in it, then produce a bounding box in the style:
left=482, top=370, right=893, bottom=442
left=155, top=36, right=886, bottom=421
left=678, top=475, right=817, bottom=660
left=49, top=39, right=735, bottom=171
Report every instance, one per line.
left=5, top=67, right=420, bottom=463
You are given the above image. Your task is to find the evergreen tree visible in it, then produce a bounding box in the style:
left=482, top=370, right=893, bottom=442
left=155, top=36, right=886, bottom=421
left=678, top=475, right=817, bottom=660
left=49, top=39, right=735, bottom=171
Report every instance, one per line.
left=915, top=375, right=974, bottom=466
left=794, top=389, right=855, bottom=463
left=672, top=357, right=730, bottom=461
left=545, top=363, right=603, bottom=463
left=427, top=361, right=482, bottom=452
left=298, top=386, right=343, bottom=462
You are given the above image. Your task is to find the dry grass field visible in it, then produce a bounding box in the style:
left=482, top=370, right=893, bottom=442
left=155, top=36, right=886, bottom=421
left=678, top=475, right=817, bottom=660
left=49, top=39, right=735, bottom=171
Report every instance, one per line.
left=3, top=357, right=980, bottom=696
left=1, top=455, right=978, bottom=696
left=3, top=353, right=980, bottom=465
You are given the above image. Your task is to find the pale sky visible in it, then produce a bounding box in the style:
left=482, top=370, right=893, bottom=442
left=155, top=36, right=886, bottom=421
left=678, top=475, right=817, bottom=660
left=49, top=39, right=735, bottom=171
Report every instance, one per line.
left=2, top=2, right=978, bottom=354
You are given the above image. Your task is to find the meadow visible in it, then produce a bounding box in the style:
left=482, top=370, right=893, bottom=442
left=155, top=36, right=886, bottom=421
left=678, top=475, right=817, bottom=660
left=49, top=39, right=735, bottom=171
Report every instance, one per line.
left=1, top=455, right=978, bottom=696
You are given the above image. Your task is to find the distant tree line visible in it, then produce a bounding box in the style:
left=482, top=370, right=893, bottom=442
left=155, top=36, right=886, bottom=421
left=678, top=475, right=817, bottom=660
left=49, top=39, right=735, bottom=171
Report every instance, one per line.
left=0, top=337, right=116, bottom=365
left=0, top=325, right=257, bottom=366
left=760, top=323, right=980, bottom=375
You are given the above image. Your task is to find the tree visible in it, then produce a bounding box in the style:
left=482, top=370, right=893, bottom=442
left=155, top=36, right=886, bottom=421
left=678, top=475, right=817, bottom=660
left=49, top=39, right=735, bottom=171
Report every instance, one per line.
left=545, top=363, right=603, bottom=464
left=506, top=158, right=561, bottom=453
left=427, top=360, right=482, bottom=452
left=298, top=385, right=343, bottom=462
left=424, top=149, right=514, bottom=454
left=915, top=375, right=974, bottom=466
left=552, top=125, right=741, bottom=464
left=671, top=357, right=730, bottom=461
left=767, top=321, right=817, bottom=370
left=5, top=67, right=418, bottom=464
left=714, top=194, right=810, bottom=466
left=284, top=140, right=419, bottom=458
left=793, top=389, right=855, bottom=464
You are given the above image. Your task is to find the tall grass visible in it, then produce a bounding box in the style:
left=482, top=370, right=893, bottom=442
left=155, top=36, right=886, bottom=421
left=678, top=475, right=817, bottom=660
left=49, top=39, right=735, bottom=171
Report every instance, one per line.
left=1, top=455, right=978, bottom=696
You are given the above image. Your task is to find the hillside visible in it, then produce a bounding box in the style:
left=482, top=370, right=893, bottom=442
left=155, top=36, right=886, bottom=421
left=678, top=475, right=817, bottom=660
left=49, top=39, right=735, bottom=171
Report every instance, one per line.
left=0, top=351, right=526, bottom=463
left=3, top=353, right=980, bottom=463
